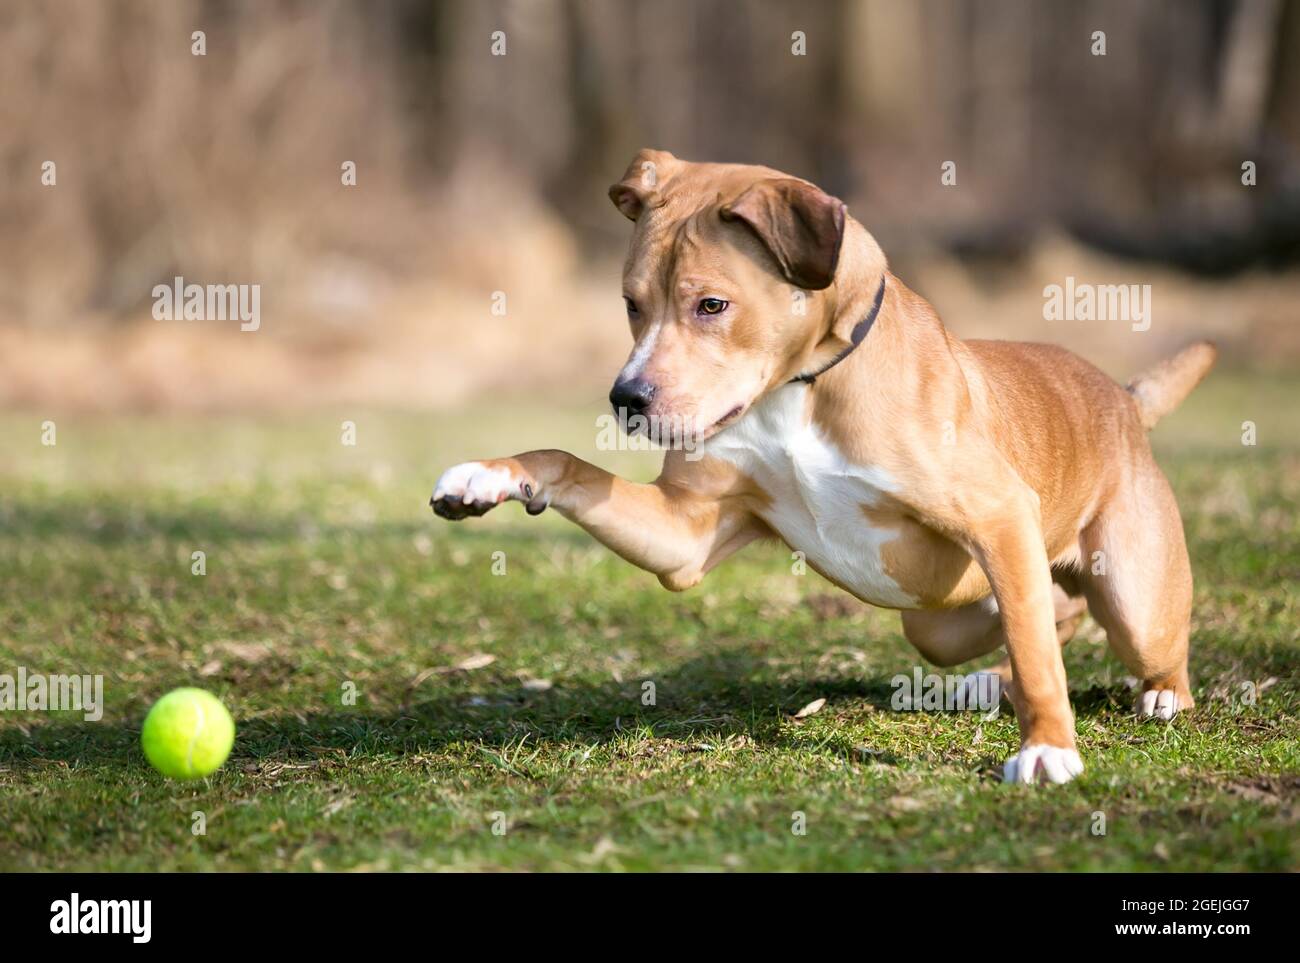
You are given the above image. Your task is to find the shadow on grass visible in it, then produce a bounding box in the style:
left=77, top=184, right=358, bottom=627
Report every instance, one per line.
left=5, top=649, right=1252, bottom=782
left=0, top=649, right=926, bottom=776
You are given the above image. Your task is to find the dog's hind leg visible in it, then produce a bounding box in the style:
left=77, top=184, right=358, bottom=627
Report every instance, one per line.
left=902, top=600, right=1004, bottom=668
left=904, top=582, right=1086, bottom=706
left=1078, top=459, right=1195, bottom=718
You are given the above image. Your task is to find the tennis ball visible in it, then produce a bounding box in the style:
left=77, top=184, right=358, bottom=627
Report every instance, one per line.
left=141, top=688, right=235, bottom=780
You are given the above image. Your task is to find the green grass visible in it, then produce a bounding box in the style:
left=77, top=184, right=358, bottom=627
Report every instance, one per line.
left=0, top=373, right=1297, bottom=871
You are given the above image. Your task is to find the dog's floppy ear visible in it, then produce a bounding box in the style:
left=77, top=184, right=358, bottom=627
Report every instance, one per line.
left=609, top=148, right=677, bottom=220
left=720, top=178, right=846, bottom=290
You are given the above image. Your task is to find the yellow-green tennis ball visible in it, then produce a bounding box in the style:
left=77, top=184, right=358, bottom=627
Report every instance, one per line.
left=141, top=688, right=235, bottom=780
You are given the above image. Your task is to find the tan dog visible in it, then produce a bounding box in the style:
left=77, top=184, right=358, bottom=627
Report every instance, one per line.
left=431, top=149, right=1216, bottom=785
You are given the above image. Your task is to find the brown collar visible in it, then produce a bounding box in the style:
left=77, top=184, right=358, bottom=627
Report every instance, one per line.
left=788, top=277, right=886, bottom=385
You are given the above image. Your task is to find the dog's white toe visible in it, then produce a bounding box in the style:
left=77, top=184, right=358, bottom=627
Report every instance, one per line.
left=432, top=462, right=519, bottom=505
left=1137, top=688, right=1180, bottom=720
left=1003, top=743, right=1084, bottom=785
left=431, top=461, right=534, bottom=519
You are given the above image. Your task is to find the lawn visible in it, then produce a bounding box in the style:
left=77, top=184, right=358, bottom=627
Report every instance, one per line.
left=0, top=373, right=1296, bottom=871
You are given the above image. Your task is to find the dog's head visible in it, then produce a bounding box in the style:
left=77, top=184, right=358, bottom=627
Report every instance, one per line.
left=607, top=149, right=876, bottom=443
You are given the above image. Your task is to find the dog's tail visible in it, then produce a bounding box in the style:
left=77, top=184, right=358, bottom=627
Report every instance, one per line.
left=1126, top=341, right=1218, bottom=429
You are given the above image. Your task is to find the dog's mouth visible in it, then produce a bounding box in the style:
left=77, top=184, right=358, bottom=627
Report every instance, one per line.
left=713, top=404, right=745, bottom=428
left=616, top=402, right=747, bottom=447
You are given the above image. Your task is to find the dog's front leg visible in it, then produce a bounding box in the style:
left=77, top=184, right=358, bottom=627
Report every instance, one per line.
left=431, top=450, right=761, bottom=590
left=968, top=504, right=1082, bottom=785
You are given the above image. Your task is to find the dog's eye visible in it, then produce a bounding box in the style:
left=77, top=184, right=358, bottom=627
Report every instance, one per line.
left=624, top=297, right=639, bottom=318
left=697, top=298, right=728, bottom=316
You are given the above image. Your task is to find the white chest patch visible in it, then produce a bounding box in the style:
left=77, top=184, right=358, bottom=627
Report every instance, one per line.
left=700, top=384, right=918, bottom=608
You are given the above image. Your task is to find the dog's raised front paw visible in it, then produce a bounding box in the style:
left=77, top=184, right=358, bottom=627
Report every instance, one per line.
left=430, top=461, right=536, bottom=520
left=1002, top=743, right=1084, bottom=785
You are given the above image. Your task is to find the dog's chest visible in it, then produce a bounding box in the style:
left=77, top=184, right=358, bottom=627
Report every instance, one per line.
left=701, top=386, right=917, bottom=608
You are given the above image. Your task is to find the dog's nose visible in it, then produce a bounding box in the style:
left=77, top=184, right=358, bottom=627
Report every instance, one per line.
left=609, top=378, right=657, bottom=418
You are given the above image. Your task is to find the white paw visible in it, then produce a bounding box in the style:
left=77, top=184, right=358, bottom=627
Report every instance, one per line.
left=1003, top=743, right=1084, bottom=785
left=1137, top=688, right=1181, bottom=720
left=430, top=462, right=530, bottom=519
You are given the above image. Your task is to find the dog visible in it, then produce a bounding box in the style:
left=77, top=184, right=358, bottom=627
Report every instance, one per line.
left=431, top=149, right=1216, bottom=785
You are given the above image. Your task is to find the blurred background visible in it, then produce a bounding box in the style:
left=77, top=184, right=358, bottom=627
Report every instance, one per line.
left=2, top=0, right=1299, bottom=411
